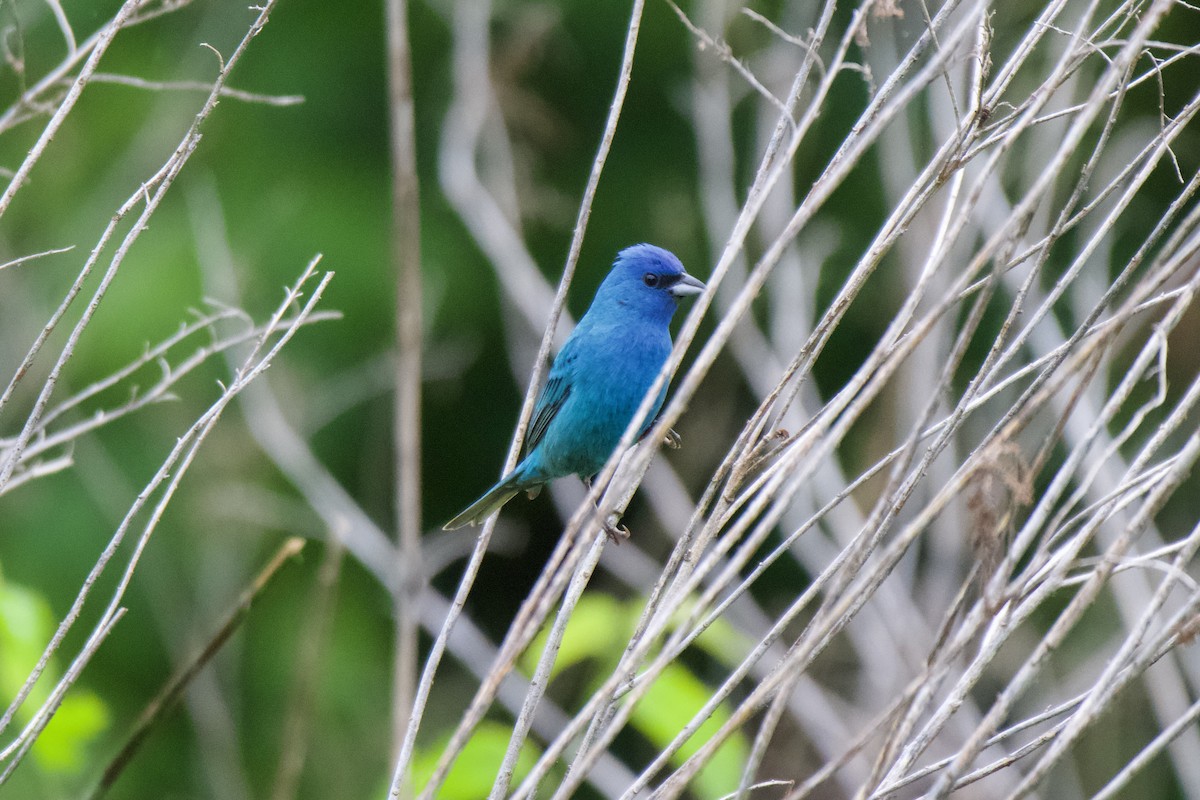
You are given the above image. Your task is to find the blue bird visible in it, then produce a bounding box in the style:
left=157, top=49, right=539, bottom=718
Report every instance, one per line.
left=444, top=244, right=704, bottom=530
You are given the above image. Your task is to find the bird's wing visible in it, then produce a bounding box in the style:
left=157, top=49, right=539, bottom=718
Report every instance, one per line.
left=525, top=346, right=577, bottom=455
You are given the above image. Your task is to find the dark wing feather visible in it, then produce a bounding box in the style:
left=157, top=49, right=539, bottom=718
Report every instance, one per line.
left=525, top=349, right=576, bottom=455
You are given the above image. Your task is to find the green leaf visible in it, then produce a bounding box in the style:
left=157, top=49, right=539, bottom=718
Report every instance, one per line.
left=0, top=573, right=56, bottom=710
left=0, top=572, right=56, bottom=706
left=410, top=722, right=541, bottom=799
left=520, top=594, right=629, bottom=680
left=0, top=569, right=110, bottom=775
left=32, top=691, right=110, bottom=772
left=516, top=594, right=749, bottom=797
left=631, top=664, right=748, bottom=800
left=662, top=599, right=752, bottom=669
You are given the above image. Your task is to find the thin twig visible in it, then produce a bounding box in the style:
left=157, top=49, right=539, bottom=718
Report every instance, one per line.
left=385, top=0, right=424, bottom=789
left=87, top=72, right=304, bottom=105
left=88, top=538, right=307, bottom=800
left=269, top=537, right=344, bottom=800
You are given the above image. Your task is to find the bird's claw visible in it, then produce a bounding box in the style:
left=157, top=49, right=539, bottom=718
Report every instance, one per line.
left=603, top=513, right=630, bottom=544
left=663, top=428, right=682, bottom=449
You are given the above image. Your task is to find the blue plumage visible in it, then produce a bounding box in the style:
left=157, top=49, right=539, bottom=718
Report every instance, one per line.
left=443, top=244, right=704, bottom=530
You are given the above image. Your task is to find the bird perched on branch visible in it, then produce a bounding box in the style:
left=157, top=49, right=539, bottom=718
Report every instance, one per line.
left=444, top=244, right=704, bottom=531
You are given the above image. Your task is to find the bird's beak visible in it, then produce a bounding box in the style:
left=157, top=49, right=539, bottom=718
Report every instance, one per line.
left=670, top=272, right=706, bottom=298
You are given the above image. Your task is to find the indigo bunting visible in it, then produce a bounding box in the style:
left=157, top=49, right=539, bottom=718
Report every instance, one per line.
left=444, top=244, right=704, bottom=530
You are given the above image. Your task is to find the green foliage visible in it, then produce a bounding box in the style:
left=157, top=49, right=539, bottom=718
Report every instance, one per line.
left=631, top=663, right=748, bottom=800
left=522, top=595, right=750, bottom=798
left=521, top=594, right=630, bottom=680
left=409, top=722, right=541, bottom=799
left=0, top=568, right=109, bottom=775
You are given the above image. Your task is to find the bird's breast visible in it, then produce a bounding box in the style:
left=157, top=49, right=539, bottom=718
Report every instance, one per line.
left=534, top=322, right=671, bottom=478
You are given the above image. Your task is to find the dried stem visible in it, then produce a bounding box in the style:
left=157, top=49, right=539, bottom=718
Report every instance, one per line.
left=88, top=538, right=307, bottom=800
left=386, top=0, right=425, bottom=787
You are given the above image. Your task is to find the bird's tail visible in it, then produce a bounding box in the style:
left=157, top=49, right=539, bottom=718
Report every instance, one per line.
left=443, top=470, right=529, bottom=530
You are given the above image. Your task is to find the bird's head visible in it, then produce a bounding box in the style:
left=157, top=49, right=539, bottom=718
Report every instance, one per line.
left=592, top=244, right=705, bottom=325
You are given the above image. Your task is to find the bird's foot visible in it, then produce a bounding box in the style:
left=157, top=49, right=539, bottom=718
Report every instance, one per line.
left=663, top=428, right=682, bottom=449
left=603, top=513, right=630, bottom=544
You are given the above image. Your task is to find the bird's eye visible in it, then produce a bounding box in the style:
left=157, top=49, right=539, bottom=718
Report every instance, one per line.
left=643, top=273, right=660, bottom=288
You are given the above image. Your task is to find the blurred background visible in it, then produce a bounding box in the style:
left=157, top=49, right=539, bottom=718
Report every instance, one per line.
left=2, top=0, right=1199, bottom=798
